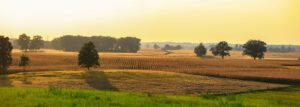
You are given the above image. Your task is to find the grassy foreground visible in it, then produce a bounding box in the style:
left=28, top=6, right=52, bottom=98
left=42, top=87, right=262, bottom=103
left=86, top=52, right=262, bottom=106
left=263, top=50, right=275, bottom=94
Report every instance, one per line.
left=0, top=87, right=300, bottom=107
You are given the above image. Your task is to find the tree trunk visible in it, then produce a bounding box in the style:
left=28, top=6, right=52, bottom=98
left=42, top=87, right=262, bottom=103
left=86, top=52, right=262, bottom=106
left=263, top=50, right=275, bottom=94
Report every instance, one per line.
left=221, top=56, right=224, bottom=60
left=87, top=67, right=90, bottom=71
left=254, top=57, right=256, bottom=60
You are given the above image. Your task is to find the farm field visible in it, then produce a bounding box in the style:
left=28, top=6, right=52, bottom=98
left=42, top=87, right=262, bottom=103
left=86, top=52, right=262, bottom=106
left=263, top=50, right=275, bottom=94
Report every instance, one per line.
left=9, top=49, right=300, bottom=85
left=0, top=49, right=299, bottom=106
left=0, top=70, right=287, bottom=95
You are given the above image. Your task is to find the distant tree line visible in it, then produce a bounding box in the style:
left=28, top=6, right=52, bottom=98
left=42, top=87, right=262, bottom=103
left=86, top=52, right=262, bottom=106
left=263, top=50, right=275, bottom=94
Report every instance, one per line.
left=267, top=46, right=296, bottom=53
left=17, top=34, right=44, bottom=51
left=233, top=44, right=296, bottom=53
left=194, top=40, right=267, bottom=60
left=161, top=44, right=182, bottom=51
left=51, top=35, right=141, bottom=53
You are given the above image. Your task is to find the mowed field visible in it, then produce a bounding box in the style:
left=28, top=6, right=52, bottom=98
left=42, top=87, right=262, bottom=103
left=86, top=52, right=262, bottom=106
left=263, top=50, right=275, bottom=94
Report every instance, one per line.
left=0, top=70, right=287, bottom=95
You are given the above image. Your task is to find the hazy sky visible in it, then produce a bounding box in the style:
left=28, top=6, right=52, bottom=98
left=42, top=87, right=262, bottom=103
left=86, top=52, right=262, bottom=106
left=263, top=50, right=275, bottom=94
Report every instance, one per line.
left=1, top=0, right=300, bottom=44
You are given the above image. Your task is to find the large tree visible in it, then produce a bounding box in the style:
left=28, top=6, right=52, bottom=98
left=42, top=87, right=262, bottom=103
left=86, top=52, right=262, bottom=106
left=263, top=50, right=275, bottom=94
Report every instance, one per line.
left=0, top=36, right=13, bottom=74
left=29, top=35, right=44, bottom=51
left=19, top=55, right=30, bottom=71
left=243, top=40, right=267, bottom=60
left=194, top=43, right=207, bottom=57
left=17, top=34, right=30, bottom=51
left=210, top=41, right=232, bottom=59
left=78, top=42, right=100, bottom=70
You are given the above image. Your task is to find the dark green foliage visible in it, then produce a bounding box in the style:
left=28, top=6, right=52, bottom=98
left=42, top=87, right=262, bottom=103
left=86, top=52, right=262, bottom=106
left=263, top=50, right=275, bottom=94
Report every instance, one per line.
left=194, top=43, right=207, bottom=57
left=29, top=35, right=44, bottom=51
left=153, top=44, right=160, bottom=49
left=19, top=55, right=30, bottom=71
left=90, top=36, right=117, bottom=52
left=162, top=44, right=182, bottom=51
left=115, top=37, right=141, bottom=53
left=210, top=41, right=232, bottom=59
left=52, top=35, right=141, bottom=53
left=17, top=34, right=30, bottom=51
left=60, top=35, right=89, bottom=51
left=51, top=38, right=63, bottom=50
left=0, top=36, right=13, bottom=74
left=78, top=42, right=100, bottom=70
left=243, top=40, right=267, bottom=60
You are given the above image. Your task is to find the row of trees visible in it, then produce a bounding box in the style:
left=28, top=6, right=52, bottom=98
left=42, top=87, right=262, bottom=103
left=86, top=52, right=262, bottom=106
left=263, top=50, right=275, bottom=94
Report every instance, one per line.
left=52, top=35, right=141, bottom=53
left=17, top=34, right=44, bottom=51
left=0, top=35, right=95, bottom=73
left=234, top=44, right=296, bottom=52
left=0, top=34, right=99, bottom=73
left=161, top=44, right=182, bottom=51
left=153, top=44, right=183, bottom=51
left=194, top=40, right=267, bottom=60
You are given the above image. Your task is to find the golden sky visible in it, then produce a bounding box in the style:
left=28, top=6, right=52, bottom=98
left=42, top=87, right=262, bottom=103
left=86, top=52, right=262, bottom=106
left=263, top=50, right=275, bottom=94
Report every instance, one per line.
left=1, top=0, right=300, bottom=44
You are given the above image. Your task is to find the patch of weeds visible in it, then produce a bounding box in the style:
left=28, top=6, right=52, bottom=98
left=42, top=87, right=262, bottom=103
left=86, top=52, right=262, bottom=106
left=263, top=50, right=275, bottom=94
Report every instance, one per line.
left=202, top=94, right=218, bottom=100
left=34, top=102, right=46, bottom=107
left=48, top=87, right=63, bottom=96
left=109, top=102, right=122, bottom=106
left=69, top=91, right=90, bottom=99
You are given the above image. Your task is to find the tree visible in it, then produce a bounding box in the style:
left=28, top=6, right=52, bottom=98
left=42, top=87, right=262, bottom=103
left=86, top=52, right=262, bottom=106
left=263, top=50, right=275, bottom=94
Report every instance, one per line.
left=19, top=55, right=30, bottom=71
left=0, top=36, right=13, bottom=74
left=243, top=40, right=267, bottom=60
left=17, top=34, right=30, bottom=51
left=78, top=42, right=100, bottom=70
left=29, top=35, right=44, bottom=51
left=153, top=44, right=160, bottom=49
left=115, top=37, right=141, bottom=53
left=210, top=41, right=232, bottom=59
left=162, top=44, right=182, bottom=50
left=175, top=45, right=182, bottom=50
left=194, top=43, right=207, bottom=57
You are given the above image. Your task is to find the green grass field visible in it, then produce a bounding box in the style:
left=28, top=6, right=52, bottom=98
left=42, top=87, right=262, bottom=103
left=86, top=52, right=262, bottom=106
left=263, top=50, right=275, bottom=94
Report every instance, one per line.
left=0, top=86, right=299, bottom=107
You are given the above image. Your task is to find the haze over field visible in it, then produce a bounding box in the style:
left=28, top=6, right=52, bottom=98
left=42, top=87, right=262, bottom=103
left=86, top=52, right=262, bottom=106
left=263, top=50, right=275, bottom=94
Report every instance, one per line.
left=1, top=0, right=300, bottom=44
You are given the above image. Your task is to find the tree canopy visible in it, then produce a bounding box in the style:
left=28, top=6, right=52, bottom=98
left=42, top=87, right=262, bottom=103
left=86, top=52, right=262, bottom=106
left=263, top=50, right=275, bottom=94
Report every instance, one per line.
left=243, top=40, right=267, bottom=60
left=210, top=41, right=232, bottom=59
left=29, top=35, right=44, bottom=51
left=52, top=35, right=141, bottom=53
left=17, top=34, right=30, bottom=51
left=0, top=36, right=13, bottom=74
left=153, top=44, right=160, bottom=49
left=162, top=44, right=182, bottom=51
left=115, top=37, right=141, bottom=53
left=19, top=54, right=30, bottom=71
left=194, top=43, right=207, bottom=57
left=78, top=42, right=100, bottom=70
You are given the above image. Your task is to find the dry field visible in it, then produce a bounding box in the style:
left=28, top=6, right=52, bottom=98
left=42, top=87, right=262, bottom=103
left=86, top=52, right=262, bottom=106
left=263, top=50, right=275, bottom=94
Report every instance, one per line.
left=0, top=70, right=287, bottom=95
left=9, top=49, right=300, bottom=85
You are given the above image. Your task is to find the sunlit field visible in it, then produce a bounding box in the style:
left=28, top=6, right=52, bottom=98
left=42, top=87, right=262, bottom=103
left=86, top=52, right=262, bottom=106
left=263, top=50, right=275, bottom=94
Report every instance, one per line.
left=1, top=0, right=300, bottom=106
left=1, top=86, right=300, bottom=107
left=8, top=49, right=300, bottom=85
